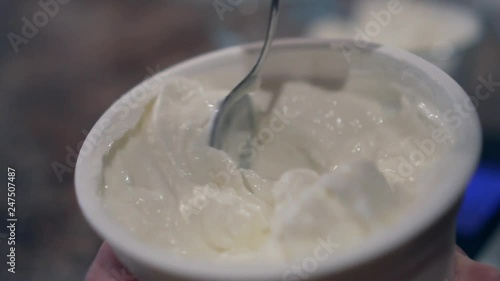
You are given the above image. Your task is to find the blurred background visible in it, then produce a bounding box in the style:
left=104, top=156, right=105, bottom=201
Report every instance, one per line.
left=0, top=0, right=498, bottom=280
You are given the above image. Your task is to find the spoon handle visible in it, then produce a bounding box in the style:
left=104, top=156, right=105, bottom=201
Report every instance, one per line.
left=209, top=0, right=280, bottom=151
left=252, top=0, right=280, bottom=75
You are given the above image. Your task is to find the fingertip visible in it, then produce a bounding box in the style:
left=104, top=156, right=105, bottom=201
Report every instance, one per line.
left=469, top=264, right=500, bottom=281
left=455, top=249, right=500, bottom=281
left=455, top=246, right=468, bottom=257
left=85, top=242, right=123, bottom=281
left=98, top=242, right=122, bottom=267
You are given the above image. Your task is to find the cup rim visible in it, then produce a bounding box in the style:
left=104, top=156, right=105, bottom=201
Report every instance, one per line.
left=75, top=38, right=482, bottom=280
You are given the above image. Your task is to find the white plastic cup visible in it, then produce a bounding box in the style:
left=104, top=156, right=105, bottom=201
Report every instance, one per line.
left=75, top=39, right=482, bottom=281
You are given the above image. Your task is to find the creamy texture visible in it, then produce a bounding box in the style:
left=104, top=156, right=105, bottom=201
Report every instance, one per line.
left=102, top=77, right=450, bottom=263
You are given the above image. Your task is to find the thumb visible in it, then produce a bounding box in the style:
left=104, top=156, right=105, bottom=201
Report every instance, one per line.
left=85, top=243, right=138, bottom=281
left=454, top=247, right=500, bottom=281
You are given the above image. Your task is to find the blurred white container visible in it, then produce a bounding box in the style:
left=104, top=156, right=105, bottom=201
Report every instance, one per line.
left=75, top=39, right=481, bottom=281
left=306, top=0, right=483, bottom=77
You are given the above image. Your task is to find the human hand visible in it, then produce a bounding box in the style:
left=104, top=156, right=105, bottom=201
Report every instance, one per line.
left=86, top=243, right=500, bottom=281
left=85, top=243, right=138, bottom=281
left=454, top=246, right=500, bottom=281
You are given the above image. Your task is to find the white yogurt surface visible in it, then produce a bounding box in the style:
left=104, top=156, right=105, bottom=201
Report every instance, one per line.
left=101, top=77, right=451, bottom=263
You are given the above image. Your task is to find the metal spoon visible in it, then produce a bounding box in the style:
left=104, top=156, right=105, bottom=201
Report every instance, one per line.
left=209, top=0, right=280, bottom=168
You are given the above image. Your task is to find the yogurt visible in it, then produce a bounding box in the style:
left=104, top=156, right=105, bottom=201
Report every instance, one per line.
left=101, top=77, right=451, bottom=263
